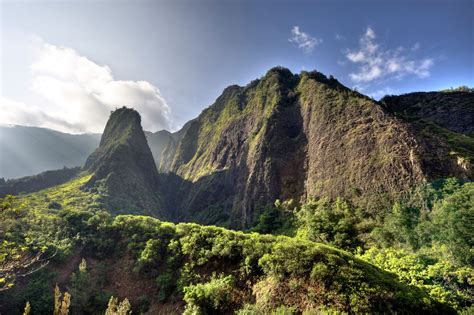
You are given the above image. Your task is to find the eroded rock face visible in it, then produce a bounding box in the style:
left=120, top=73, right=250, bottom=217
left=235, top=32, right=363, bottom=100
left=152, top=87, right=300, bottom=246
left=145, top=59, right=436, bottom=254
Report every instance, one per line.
left=382, top=91, right=474, bottom=180
left=84, top=107, right=164, bottom=216
left=382, top=91, right=474, bottom=135
left=81, top=70, right=472, bottom=227
left=158, top=68, right=472, bottom=226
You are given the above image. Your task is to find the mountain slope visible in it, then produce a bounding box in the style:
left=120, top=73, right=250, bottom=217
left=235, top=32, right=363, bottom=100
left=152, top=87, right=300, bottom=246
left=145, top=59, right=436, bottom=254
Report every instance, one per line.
left=159, top=67, right=472, bottom=226
left=382, top=91, right=474, bottom=135
left=83, top=107, right=164, bottom=216
left=382, top=91, right=474, bottom=174
left=0, top=179, right=453, bottom=314
left=146, top=130, right=174, bottom=167
left=0, top=126, right=100, bottom=179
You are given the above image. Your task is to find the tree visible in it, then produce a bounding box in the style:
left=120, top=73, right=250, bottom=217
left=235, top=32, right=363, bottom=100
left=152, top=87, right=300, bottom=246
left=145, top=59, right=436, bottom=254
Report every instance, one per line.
left=0, top=195, right=56, bottom=291
left=381, top=202, right=421, bottom=248
left=79, top=258, right=87, bottom=272
left=251, top=200, right=296, bottom=235
left=431, top=182, right=474, bottom=265
left=23, top=301, right=31, bottom=315
left=296, top=197, right=362, bottom=249
left=54, top=284, right=71, bottom=315
left=105, top=296, right=132, bottom=315
left=0, top=240, right=55, bottom=291
left=69, top=258, right=92, bottom=313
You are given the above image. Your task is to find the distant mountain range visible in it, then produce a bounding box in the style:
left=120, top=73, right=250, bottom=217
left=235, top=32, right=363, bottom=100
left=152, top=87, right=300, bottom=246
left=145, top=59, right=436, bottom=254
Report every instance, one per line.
left=0, top=125, right=100, bottom=179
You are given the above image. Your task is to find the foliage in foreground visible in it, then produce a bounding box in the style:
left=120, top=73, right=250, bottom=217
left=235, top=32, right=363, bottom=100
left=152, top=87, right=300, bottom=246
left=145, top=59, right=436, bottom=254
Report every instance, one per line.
left=252, top=178, right=473, bottom=310
left=0, top=175, right=472, bottom=314
left=0, top=176, right=453, bottom=314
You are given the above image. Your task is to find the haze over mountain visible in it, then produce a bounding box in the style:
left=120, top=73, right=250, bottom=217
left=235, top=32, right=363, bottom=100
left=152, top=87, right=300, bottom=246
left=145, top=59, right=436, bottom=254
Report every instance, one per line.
left=0, top=126, right=175, bottom=180
left=0, top=126, right=100, bottom=179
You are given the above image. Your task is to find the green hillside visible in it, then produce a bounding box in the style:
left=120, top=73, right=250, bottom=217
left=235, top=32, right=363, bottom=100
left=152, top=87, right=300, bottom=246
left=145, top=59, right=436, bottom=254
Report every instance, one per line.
left=0, top=176, right=457, bottom=314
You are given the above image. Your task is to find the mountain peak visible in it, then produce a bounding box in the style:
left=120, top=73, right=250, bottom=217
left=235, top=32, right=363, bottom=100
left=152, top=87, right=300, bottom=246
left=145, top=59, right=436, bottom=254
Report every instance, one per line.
left=96, top=107, right=142, bottom=153
left=265, top=66, right=293, bottom=76
left=156, top=68, right=472, bottom=227
left=83, top=107, right=163, bottom=215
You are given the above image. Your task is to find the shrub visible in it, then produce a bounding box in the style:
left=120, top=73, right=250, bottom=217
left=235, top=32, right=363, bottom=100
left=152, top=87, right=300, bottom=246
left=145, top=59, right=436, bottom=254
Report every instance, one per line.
left=295, top=197, right=363, bottom=250
left=156, top=271, right=174, bottom=302
left=183, top=275, right=235, bottom=314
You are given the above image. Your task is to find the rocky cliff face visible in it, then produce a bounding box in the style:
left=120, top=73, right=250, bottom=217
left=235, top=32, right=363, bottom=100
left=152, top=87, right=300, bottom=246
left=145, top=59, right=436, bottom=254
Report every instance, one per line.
left=83, top=107, right=164, bottom=216
left=158, top=68, right=472, bottom=226
left=80, top=70, right=472, bottom=227
left=382, top=91, right=474, bottom=135
left=382, top=91, right=473, bottom=179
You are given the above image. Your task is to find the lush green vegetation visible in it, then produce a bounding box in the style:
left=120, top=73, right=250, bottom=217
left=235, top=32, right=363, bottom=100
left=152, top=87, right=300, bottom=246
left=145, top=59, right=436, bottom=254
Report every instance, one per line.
left=0, top=167, right=81, bottom=197
left=250, top=178, right=473, bottom=311
left=1, top=176, right=463, bottom=314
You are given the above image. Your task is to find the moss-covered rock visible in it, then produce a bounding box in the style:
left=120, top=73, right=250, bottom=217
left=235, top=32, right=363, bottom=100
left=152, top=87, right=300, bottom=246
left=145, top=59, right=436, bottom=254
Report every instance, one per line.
left=83, top=107, right=164, bottom=216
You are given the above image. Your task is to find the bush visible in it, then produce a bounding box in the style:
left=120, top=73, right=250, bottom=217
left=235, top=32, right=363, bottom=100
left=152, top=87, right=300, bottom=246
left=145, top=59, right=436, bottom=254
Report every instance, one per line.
left=156, top=272, right=174, bottom=302
left=357, top=247, right=473, bottom=309
left=183, top=275, right=234, bottom=314
left=251, top=200, right=296, bottom=236
left=295, top=197, right=363, bottom=250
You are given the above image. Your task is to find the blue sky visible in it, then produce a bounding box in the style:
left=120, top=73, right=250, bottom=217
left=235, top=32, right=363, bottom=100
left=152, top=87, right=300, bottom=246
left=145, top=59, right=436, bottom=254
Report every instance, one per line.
left=1, top=0, right=472, bottom=133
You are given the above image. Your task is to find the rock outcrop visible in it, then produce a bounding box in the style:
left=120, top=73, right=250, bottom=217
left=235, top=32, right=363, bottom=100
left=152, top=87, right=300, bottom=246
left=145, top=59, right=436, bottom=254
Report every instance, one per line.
left=84, top=107, right=164, bottom=216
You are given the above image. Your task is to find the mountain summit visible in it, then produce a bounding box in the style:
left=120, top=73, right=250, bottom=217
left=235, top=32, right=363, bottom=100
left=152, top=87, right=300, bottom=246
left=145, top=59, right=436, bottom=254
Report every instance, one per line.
left=158, top=67, right=472, bottom=226
left=84, top=107, right=163, bottom=215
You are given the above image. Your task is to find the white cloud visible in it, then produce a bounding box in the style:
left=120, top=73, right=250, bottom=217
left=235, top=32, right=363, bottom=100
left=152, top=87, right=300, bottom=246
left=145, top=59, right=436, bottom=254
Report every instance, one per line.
left=289, top=26, right=322, bottom=54
left=335, top=33, right=345, bottom=41
left=365, top=27, right=375, bottom=39
left=0, top=97, right=77, bottom=131
left=0, top=39, right=171, bottom=133
left=345, top=27, right=434, bottom=83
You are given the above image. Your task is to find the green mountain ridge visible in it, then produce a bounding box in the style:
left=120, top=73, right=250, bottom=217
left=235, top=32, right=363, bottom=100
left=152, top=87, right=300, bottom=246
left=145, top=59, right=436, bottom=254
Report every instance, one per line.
left=156, top=67, right=472, bottom=227
left=0, top=167, right=81, bottom=196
